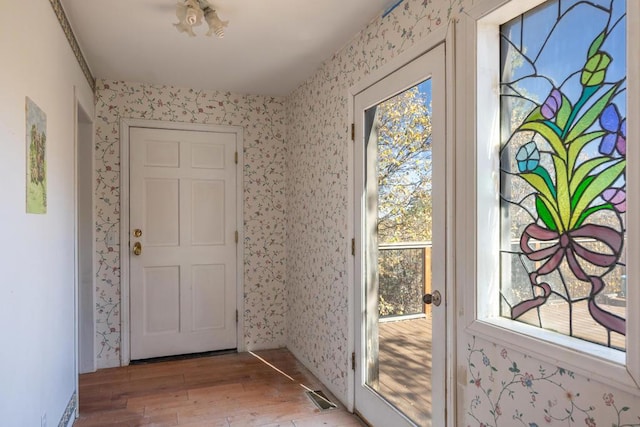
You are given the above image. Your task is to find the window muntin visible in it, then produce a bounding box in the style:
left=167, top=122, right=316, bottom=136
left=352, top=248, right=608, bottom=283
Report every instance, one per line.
left=498, top=0, right=627, bottom=350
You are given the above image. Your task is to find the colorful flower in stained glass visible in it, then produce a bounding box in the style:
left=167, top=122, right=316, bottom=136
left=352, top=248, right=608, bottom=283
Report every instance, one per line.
left=541, top=89, right=562, bottom=120
left=599, top=104, right=626, bottom=156
left=602, top=188, right=626, bottom=213
left=581, top=52, right=612, bottom=87
left=515, top=141, right=540, bottom=173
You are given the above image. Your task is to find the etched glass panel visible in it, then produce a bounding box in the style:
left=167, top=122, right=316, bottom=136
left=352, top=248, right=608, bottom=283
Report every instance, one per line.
left=499, top=0, right=627, bottom=350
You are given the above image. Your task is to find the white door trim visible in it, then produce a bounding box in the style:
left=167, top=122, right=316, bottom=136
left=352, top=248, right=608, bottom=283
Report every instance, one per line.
left=73, top=85, right=96, bottom=420
left=119, top=118, right=245, bottom=365
left=346, top=24, right=456, bottom=425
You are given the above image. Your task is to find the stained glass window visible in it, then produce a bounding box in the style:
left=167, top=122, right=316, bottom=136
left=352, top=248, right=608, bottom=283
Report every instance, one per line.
left=499, top=0, right=627, bottom=350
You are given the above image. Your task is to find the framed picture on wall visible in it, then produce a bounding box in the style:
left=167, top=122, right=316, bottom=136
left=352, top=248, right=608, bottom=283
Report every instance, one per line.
left=26, top=97, right=47, bottom=214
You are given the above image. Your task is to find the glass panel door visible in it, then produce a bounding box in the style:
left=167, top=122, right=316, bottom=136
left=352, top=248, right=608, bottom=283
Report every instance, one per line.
left=354, top=43, right=446, bottom=427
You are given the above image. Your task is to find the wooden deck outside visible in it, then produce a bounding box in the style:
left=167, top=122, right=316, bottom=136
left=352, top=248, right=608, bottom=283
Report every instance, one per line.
left=76, top=349, right=365, bottom=426
left=378, top=317, right=432, bottom=426
left=517, top=300, right=625, bottom=350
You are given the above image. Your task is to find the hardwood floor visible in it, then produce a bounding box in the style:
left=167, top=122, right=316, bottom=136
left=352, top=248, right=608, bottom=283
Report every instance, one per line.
left=76, top=349, right=365, bottom=427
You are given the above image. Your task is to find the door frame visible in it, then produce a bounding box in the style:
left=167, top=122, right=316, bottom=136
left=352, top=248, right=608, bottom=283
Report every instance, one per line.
left=347, top=24, right=457, bottom=425
left=119, top=118, right=245, bottom=365
left=73, top=85, right=96, bottom=420
left=74, top=89, right=96, bottom=374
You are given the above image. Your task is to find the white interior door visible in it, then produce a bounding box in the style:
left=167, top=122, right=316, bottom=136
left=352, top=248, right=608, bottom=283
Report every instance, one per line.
left=129, top=127, right=237, bottom=360
left=354, top=43, right=447, bottom=426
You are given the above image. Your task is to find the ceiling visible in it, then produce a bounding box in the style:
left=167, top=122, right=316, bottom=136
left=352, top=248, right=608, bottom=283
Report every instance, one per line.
left=60, top=0, right=394, bottom=96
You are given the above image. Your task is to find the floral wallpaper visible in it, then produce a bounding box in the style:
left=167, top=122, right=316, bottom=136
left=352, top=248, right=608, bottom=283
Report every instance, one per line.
left=286, top=0, right=471, bottom=400
left=94, top=80, right=287, bottom=368
left=466, top=336, right=640, bottom=426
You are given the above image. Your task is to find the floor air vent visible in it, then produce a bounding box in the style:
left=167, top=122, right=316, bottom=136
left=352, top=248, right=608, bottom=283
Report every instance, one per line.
left=306, top=390, right=337, bottom=410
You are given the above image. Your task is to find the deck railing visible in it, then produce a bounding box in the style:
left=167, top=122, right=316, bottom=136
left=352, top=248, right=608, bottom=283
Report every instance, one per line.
left=378, top=242, right=432, bottom=318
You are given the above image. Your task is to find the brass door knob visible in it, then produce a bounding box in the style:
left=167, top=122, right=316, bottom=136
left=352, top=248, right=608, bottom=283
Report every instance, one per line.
left=133, top=241, right=142, bottom=256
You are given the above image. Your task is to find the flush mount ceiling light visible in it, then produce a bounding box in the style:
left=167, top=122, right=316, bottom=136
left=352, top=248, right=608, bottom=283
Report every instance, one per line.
left=175, top=0, right=228, bottom=38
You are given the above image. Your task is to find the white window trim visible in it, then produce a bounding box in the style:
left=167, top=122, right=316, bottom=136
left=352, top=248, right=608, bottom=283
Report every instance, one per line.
left=457, top=0, right=640, bottom=394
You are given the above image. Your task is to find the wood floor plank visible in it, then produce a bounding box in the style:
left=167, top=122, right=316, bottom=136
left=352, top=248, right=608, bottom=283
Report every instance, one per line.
left=187, top=382, right=246, bottom=397
left=292, top=410, right=367, bottom=427
left=74, top=407, right=147, bottom=426
left=177, top=421, right=229, bottom=427
left=174, top=404, right=234, bottom=425
left=126, top=390, right=189, bottom=410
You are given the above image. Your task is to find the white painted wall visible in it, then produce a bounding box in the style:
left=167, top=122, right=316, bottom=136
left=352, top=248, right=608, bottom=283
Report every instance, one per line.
left=0, top=0, right=94, bottom=424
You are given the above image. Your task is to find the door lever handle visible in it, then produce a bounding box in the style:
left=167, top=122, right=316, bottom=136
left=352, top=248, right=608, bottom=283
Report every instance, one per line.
left=133, top=241, right=142, bottom=256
